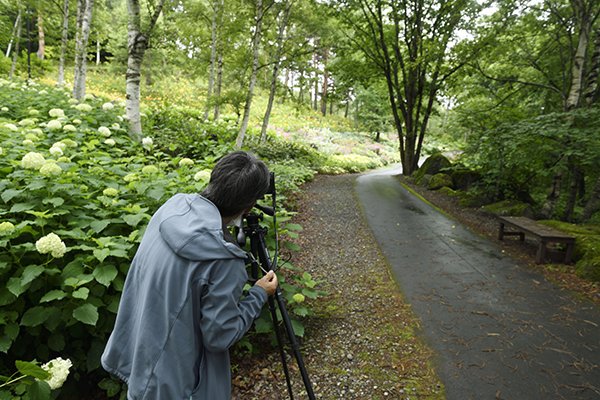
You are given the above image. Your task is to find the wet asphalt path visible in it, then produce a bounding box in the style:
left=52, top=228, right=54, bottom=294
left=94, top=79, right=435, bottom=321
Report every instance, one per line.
left=355, top=169, right=600, bottom=400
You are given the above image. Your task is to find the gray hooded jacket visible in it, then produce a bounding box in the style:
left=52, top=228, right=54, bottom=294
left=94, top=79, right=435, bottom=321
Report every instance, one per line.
left=101, top=193, right=267, bottom=399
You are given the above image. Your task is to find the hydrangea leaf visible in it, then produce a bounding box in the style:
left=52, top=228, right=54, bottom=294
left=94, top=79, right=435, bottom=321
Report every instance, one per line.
left=93, top=265, right=118, bottom=287
left=73, top=303, right=98, bottom=326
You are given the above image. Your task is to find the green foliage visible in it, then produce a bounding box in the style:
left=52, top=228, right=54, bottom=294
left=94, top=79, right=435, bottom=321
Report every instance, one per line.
left=540, top=221, right=600, bottom=282
left=0, top=79, right=217, bottom=392
left=0, top=53, right=10, bottom=76
left=319, top=153, right=383, bottom=174
left=460, top=108, right=600, bottom=208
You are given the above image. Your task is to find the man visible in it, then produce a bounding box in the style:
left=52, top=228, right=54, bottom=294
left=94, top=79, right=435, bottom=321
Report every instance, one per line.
left=101, top=151, right=278, bottom=399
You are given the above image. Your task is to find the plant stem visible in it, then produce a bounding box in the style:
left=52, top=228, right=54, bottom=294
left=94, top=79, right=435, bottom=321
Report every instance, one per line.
left=0, top=374, right=26, bottom=388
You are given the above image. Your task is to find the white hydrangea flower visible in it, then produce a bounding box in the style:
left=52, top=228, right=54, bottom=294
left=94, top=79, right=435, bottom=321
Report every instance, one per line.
left=52, top=142, right=67, bottom=150
left=72, top=119, right=82, bottom=125
left=74, top=103, right=93, bottom=112
left=35, top=233, right=67, bottom=258
left=123, top=173, right=137, bottom=182
left=98, top=126, right=111, bottom=137
left=104, top=138, right=116, bottom=146
left=142, top=136, right=153, bottom=150
left=28, top=109, right=40, bottom=116
left=142, top=165, right=159, bottom=175
left=47, top=120, right=62, bottom=130
left=25, top=133, right=38, bottom=141
left=39, top=162, right=63, bottom=176
left=21, top=152, right=46, bottom=170
left=22, top=139, right=34, bottom=146
left=57, top=156, right=70, bottom=162
left=1, top=107, right=8, bottom=112
left=0, top=147, right=3, bottom=155
left=111, top=123, right=120, bottom=130
left=68, top=99, right=79, bottom=105
left=194, top=170, right=211, bottom=182
left=49, top=146, right=64, bottom=157
left=103, top=187, right=119, bottom=197
left=48, top=108, right=65, bottom=118
left=102, top=102, right=114, bottom=110
left=84, top=93, right=95, bottom=100
left=0, top=221, right=15, bottom=236
left=29, top=128, right=43, bottom=136
left=179, top=158, right=194, bottom=167
left=19, top=118, right=35, bottom=127
left=60, top=139, right=77, bottom=148
left=63, top=124, right=76, bottom=132
left=4, top=123, right=18, bottom=132
left=41, top=357, right=72, bottom=390
left=38, top=89, right=48, bottom=95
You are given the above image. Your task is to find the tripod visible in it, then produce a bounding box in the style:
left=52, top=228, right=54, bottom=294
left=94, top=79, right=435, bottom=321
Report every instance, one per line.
left=237, top=178, right=315, bottom=400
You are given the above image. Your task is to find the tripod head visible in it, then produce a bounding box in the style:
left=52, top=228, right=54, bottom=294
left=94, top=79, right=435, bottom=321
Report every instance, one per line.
left=235, top=172, right=279, bottom=273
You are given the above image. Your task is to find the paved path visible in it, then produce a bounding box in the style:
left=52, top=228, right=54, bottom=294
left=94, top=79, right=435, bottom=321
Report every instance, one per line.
left=355, top=169, right=600, bottom=400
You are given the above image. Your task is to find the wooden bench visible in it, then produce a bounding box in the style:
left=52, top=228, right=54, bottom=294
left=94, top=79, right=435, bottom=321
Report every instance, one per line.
left=497, top=216, right=575, bottom=264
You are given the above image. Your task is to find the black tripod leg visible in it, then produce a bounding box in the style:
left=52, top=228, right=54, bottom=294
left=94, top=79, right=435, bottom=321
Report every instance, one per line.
left=273, top=288, right=316, bottom=400
left=268, top=296, right=294, bottom=400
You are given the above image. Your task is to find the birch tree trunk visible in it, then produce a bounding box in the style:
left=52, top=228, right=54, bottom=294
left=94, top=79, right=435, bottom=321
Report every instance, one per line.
left=9, top=11, right=23, bottom=79
left=236, top=0, right=264, bottom=149
left=96, top=32, right=101, bottom=65
left=6, top=9, right=22, bottom=58
left=566, top=0, right=591, bottom=110
left=73, top=0, right=94, bottom=100
left=126, top=0, right=167, bottom=141
left=36, top=12, right=45, bottom=60
left=320, top=48, right=329, bottom=116
left=260, top=1, right=292, bottom=142
left=57, top=0, right=69, bottom=86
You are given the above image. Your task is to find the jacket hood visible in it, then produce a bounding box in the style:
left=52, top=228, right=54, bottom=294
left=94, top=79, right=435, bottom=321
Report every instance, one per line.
left=158, top=194, right=247, bottom=261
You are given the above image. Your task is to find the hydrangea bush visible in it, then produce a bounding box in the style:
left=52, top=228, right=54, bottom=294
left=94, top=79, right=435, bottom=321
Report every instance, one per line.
left=0, top=79, right=322, bottom=397
left=0, top=79, right=216, bottom=396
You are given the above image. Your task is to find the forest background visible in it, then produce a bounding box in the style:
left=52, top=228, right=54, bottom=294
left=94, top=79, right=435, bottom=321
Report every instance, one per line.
left=1, top=0, right=600, bottom=398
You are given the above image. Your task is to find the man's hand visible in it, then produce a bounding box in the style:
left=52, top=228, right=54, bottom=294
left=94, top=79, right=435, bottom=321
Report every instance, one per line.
left=255, top=270, right=278, bottom=296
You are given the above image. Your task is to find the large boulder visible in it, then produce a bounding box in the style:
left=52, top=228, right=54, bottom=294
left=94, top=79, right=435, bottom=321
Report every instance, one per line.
left=414, top=153, right=452, bottom=185
left=450, top=168, right=481, bottom=191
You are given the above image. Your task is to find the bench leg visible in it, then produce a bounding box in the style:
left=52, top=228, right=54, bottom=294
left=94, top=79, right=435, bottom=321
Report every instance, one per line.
left=536, top=240, right=547, bottom=264
left=498, top=223, right=505, bottom=240
left=564, top=243, right=574, bottom=264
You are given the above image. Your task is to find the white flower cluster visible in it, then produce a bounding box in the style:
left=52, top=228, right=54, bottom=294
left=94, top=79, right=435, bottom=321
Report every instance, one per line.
left=47, top=120, right=62, bottom=130
left=21, top=152, right=46, bottom=170
left=74, top=103, right=93, bottom=112
left=0, top=221, right=15, bottom=236
left=102, top=102, right=114, bottom=111
left=41, top=357, right=72, bottom=390
left=35, top=232, right=67, bottom=258
left=194, top=170, right=211, bottom=182
left=179, top=158, right=194, bottom=167
left=104, top=138, right=116, bottom=146
left=63, top=124, right=77, bottom=132
left=4, top=123, right=18, bottom=132
left=40, top=162, right=62, bottom=176
left=103, top=187, right=119, bottom=197
left=49, top=108, right=65, bottom=118
left=142, top=136, right=153, bottom=150
left=50, top=142, right=67, bottom=157
left=98, top=126, right=111, bottom=137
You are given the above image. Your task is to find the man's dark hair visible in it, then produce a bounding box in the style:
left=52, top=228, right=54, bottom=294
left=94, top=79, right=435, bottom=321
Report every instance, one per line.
left=201, top=151, right=270, bottom=218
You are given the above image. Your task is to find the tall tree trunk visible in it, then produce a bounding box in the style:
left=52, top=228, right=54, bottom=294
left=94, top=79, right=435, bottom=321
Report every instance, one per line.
left=583, top=28, right=600, bottom=105
left=73, top=0, right=94, bottom=100
left=204, top=0, right=221, bottom=120
left=126, top=0, right=167, bottom=141
left=236, top=0, right=264, bottom=149
left=320, top=48, right=328, bottom=116
left=7, top=9, right=22, bottom=58
left=57, top=0, right=69, bottom=86
left=583, top=176, right=600, bottom=220
left=563, top=159, right=581, bottom=221
left=213, top=52, right=223, bottom=120
left=9, top=11, right=23, bottom=79
left=96, top=32, right=101, bottom=65
left=260, top=0, right=292, bottom=142
left=36, top=12, right=45, bottom=60
left=298, top=70, right=304, bottom=103
left=313, top=69, right=318, bottom=110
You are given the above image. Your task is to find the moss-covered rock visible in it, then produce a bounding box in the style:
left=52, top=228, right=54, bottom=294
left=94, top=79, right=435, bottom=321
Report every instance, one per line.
left=540, top=221, right=600, bottom=282
left=413, top=153, right=451, bottom=184
left=482, top=199, right=533, bottom=217
left=428, top=173, right=453, bottom=190
left=438, top=186, right=459, bottom=197
left=450, top=168, right=481, bottom=191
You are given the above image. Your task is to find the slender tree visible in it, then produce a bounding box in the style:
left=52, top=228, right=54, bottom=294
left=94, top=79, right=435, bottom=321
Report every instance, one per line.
left=57, top=0, right=69, bottom=86
left=36, top=11, right=45, bottom=60
left=236, top=0, right=268, bottom=149
left=6, top=8, right=22, bottom=58
left=73, top=0, right=94, bottom=100
left=126, top=0, right=168, bottom=140
left=260, top=0, right=292, bottom=141
left=9, top=7, right=23, bottom=79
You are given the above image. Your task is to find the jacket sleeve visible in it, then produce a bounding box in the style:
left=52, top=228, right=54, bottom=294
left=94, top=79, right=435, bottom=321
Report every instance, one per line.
left=199, top=260, right=268, bottom=352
